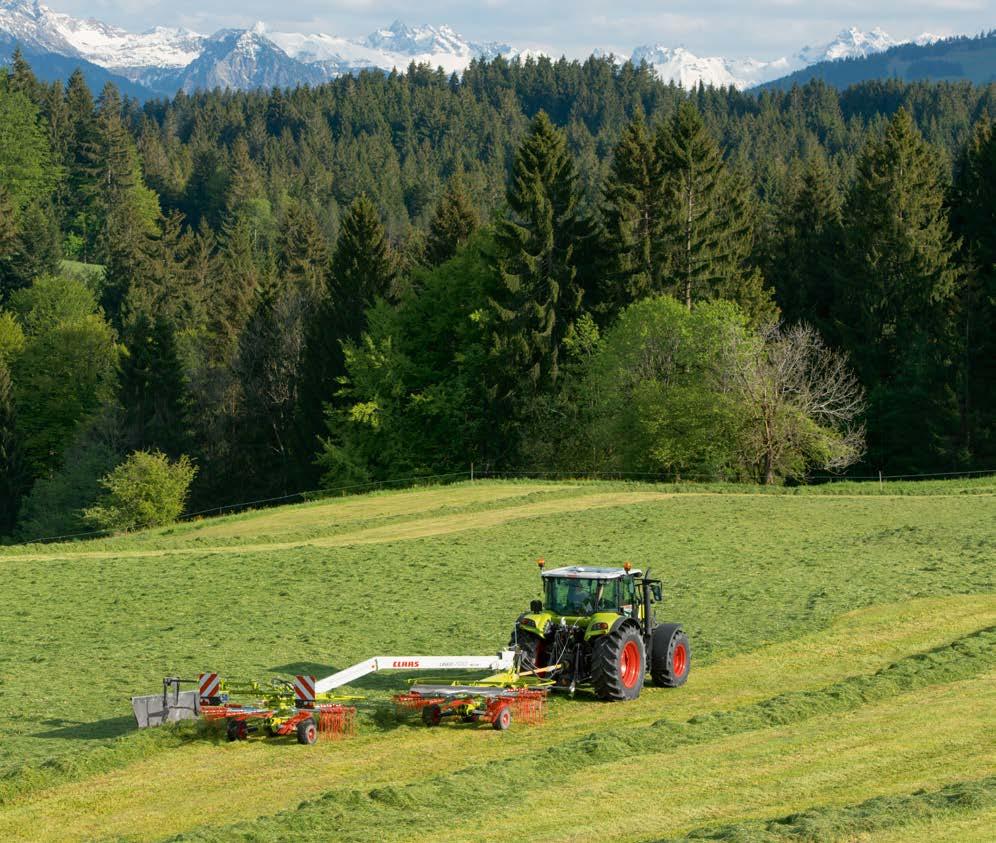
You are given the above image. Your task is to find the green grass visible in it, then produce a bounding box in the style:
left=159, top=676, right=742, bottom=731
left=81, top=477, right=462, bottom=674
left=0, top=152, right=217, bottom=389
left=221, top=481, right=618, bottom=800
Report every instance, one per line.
left=667, top=776, right=996, bottom=841
left=0, top=478, right=992, bottom=841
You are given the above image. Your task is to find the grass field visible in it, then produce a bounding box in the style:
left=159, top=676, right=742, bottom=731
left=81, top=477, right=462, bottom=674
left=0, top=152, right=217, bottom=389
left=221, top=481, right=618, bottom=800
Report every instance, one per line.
left=0, top=478, right=992, bottom=841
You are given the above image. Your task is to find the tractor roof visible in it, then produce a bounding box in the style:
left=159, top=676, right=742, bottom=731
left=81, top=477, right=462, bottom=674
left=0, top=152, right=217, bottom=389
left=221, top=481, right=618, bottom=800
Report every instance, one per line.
left=541, top=565, right=641, bottom=580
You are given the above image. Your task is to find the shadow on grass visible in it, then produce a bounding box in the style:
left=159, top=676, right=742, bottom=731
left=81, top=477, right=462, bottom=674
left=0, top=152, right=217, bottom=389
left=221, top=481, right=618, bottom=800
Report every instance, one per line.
left=35, top=715, right=135, bottom=741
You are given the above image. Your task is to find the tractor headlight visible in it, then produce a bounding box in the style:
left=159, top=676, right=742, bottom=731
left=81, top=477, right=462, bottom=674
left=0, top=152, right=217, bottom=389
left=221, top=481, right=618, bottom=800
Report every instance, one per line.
left=520, top=617, right=536, bottom=628
left=591, top=622, right=609, bottom=631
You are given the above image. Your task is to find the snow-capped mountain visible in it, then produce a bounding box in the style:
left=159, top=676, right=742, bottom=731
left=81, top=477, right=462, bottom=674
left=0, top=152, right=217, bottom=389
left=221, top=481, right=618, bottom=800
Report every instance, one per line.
left=631, top=27, right=946, bottom=90
left=270, top=20, right=523, bottom=78
left=796, top=26, right=940, bottom=65
left=630, top=45, right=791, bottom=89
left=0, top=1, right=528, bottom=93
left=0, top=1, right=962, bottom=96
left=0, top=0, right=201, bottom=74
left=166, top=24, right=324, bottom=94
left=797, top=26, right=898, bottom=65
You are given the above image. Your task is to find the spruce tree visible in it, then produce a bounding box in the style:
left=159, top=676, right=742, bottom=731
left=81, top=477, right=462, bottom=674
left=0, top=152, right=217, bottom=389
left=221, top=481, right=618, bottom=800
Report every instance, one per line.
left=63, top=70, right=99, bottom=262
left=224, top=137, right=272, bottom=248
left=0, top=186, right=18, bottom=301
left=951, top=118, right=996, bottom=465
left=328, top=195, right=397, bottom=328
left=599, top=112, right=663, bottom=310
left=769, top=154, right=843, bottom=334
left=838, top=108, right=961, bottom=471
left=183, top=124, right=229, bottom=231
left=492, top=111, right=591, bottom=393
left=129, top=210, right=199, bottom=327
left=213, top=215, right=264, bottom=359
left=297, top=195, right=395, bottom=473
left=0, top=358, right=25, bottom=535
left=234, top=281, right=307, bottom=496
left=276, top=201, right=331, bottom=297
left=655, top=102, right=756, bottom=310
left=89, top=83, right=160, bottom=322
left=426, top=173, right=479, bottom=266
left=8, top=48, right=43, bottom=106
left=119, top=312, right=192, bottom=458
left=0, top=197, right=61, bottom=299
left=184, top=219, right=219, bottom=331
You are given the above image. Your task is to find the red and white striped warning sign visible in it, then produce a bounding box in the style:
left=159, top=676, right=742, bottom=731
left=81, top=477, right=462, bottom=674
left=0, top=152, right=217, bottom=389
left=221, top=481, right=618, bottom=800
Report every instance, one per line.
left=294, top=675, right=316, bottom=704
left=199, top=672, right=221, bottom=699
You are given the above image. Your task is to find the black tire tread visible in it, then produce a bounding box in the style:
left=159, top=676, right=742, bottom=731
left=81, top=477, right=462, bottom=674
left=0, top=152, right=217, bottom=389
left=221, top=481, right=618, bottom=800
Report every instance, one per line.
left=510, top=629, right=545, bottom=672
left=650, top=623, right=691, bottom=688
left=590, top=624, right=645, bottom=701
left=296, top=717, right=318, bottom=745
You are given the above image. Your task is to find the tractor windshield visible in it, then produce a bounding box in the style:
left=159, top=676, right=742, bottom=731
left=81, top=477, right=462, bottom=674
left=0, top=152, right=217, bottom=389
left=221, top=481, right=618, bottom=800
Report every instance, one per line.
left=544, top=577, right=619, bottom=616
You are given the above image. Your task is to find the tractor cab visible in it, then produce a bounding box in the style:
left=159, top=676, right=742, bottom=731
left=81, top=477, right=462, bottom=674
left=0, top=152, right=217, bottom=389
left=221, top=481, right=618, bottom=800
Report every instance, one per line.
left=540, top=566, right=646, bottom=618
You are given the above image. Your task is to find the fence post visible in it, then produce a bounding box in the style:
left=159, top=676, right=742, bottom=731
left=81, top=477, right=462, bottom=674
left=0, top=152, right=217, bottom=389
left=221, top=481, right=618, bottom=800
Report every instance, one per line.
left=878, top=470, right=883, bottom=489
left=470, top=462, right=474, bottom=482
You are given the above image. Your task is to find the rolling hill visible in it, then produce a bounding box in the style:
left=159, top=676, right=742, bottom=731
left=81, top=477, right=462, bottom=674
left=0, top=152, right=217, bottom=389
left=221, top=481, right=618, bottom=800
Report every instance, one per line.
left=0, top=478, right=992, bottom=841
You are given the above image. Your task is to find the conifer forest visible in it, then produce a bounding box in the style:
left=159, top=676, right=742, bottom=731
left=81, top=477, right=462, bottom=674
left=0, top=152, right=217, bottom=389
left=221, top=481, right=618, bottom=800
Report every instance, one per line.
left=0, top=52, right=994, bottom=539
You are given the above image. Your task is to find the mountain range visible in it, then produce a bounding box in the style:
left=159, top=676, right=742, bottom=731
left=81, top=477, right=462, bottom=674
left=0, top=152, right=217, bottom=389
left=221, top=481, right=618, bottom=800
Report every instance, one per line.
left=0, top=0, right=971, bottom=98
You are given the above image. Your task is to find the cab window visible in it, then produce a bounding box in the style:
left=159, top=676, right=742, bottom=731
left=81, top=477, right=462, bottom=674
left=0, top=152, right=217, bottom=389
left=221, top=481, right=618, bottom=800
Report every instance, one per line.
left=620, top=577, right=637, bottom=617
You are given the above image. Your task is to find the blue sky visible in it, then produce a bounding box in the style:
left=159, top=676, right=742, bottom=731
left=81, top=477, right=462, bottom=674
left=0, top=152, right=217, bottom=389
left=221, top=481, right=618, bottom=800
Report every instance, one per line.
left=65, top=0, right=994, bottom=59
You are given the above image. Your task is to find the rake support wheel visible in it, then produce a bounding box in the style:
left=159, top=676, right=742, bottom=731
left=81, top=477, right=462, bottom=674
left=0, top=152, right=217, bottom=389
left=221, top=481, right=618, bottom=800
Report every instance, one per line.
left=591, top=623, right=645, bottom=701
left=296, top=717, right=319, bottom=745
left=491, top=704, right=512, bottom=731
left=651, top=624, right=691, bottom=688
left=422, top=703, right=443, bottom=727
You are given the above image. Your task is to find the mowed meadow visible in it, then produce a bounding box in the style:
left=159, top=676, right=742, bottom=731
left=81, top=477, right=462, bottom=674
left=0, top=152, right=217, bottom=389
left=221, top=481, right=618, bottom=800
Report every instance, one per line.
left=0, top=479, right=993, bottom=841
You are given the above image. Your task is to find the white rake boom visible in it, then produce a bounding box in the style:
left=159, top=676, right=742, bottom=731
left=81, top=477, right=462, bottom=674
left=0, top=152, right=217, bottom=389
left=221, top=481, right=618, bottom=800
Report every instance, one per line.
left=313, top=649, right=516, bottom=694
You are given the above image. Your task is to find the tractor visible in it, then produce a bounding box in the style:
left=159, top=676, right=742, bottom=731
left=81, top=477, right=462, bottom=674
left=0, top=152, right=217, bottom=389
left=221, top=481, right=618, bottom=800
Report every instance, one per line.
left=510, top=561, right=689, bottom=701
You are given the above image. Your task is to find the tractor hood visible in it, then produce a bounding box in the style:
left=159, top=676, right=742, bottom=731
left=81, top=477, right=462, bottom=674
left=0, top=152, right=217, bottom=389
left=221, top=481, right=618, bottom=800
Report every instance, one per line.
left=516, top=610, right=624, bottom=641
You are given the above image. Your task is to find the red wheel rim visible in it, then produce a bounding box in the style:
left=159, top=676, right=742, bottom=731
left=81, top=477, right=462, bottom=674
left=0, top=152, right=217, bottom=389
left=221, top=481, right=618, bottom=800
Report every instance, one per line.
left=672, top=642, right=687, bottom=677
left=307, top=725, right=316, bottom=742
left=619, top=640, right=641, bottom=688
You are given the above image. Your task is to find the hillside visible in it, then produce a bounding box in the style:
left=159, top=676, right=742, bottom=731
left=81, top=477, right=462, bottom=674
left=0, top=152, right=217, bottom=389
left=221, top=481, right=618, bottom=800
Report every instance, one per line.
left=0, top=479, right=992, bottom=841
left=763, top=31, right=996, bottom=89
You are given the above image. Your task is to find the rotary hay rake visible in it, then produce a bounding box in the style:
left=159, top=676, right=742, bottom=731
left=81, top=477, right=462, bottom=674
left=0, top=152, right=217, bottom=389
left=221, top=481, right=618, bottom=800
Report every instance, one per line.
left=134, top=648, right=550, bottom=743
left=394, top=686, right=547, bottom=731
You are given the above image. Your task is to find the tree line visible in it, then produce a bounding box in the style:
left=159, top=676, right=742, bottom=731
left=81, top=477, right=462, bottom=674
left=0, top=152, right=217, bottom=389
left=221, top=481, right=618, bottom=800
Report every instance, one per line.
left=0, top=51, right=993, bottom=537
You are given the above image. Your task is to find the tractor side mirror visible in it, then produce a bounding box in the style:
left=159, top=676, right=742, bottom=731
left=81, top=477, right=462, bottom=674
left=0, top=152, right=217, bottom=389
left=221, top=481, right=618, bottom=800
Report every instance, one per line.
left=651, top=583, right=663, bottom=602
left=530, top=599, right=543, bottom=613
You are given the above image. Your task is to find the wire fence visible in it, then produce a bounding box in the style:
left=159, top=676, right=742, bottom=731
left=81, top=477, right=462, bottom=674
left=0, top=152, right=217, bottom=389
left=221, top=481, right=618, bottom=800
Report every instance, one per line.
left=16, top=465, right=995, bottom=546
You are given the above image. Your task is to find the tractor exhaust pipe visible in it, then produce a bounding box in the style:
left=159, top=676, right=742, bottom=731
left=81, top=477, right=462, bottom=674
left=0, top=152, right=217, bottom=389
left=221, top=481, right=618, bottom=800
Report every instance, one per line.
left=642, top=569, right=654, bottom=654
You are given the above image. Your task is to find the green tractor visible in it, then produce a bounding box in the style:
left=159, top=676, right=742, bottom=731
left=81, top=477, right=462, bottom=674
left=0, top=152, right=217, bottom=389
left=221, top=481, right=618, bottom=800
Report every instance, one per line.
left=511, top=561, right=690, bottom=701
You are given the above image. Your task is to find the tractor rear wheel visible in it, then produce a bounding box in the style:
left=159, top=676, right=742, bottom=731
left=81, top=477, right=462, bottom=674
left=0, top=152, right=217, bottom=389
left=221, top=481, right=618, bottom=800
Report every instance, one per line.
left=296, top=717, right=318, bottom=745
left=651, top=624, right=690, bottom=687
left=591, top=625, right=645, bottom=701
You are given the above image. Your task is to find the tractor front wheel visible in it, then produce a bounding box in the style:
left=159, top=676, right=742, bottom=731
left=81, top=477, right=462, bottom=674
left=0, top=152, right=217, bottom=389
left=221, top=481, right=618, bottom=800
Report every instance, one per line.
left=510, top=630, right=546, bottom=672
left=591, top=625, right=646, bottom=701
left=651, top=624, right=691, bottom=688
